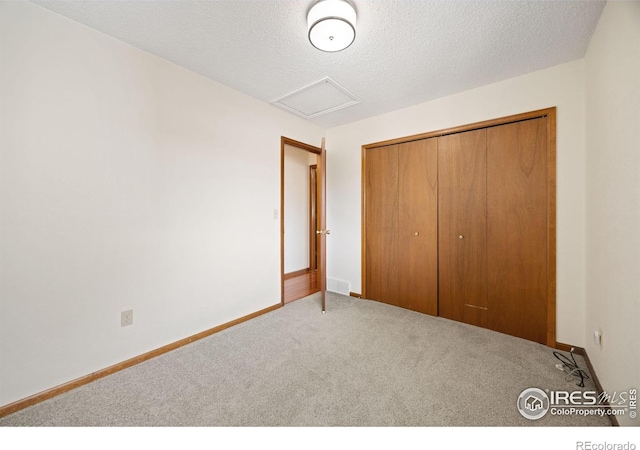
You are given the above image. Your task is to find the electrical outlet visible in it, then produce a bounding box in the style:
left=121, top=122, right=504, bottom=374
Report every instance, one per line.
left=594, top=329, right=602, bottom=346
left=121, top=309, right=133, bottom=327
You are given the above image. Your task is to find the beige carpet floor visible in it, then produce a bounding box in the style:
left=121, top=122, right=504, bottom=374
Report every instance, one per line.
left=0, top=292, right=611, bottom=426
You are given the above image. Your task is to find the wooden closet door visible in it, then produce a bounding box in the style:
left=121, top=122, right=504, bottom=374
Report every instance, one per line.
left=398, top=139, right=438, bottom=315
left=487, top=118, right=548, bottom=344
left=365, top=145, right=399, bottom=305
left=438, top=129, right=488, bottom=327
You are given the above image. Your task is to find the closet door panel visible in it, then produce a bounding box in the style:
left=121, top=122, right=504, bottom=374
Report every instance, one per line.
left=487, top=118, right=548, bottom=344
left=365, top=145, right=399, bottom=305
left=438, top=129, right=488, bottom=327
left=398, top=138, right=438, bottom=315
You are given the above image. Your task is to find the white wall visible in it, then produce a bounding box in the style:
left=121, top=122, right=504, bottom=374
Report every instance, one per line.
left=326, top=59, right=587, bottom=346
left=284, top=145, right=310, bottom=273
left=584, top=1, right=640, bottom=427
left=0, top=0, right=323, bottom=407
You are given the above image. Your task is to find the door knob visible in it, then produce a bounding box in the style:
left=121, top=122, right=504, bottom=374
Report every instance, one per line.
left=414, top=232, right=419, bottom=236
left=458, top=235, right=464, bottom=240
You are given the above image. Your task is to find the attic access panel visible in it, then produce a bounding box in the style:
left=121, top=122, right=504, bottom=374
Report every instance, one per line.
left=272, top=77, right=360, bottom=119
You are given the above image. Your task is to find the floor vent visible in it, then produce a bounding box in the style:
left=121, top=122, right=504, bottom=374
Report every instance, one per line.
left=327, top=277, right=351, bottom=296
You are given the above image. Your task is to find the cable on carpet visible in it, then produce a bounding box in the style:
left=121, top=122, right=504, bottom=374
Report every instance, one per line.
left=553, top=350, right=590, bottom=388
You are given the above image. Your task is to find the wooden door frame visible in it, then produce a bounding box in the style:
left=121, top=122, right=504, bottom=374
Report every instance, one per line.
left=361, top=107, right=557, bottom=346
left=280, top=137, right=322, bottom=305
left=309, top=164, right=318, bottom=271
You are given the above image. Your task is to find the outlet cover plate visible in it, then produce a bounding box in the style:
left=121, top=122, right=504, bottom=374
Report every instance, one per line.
left=121, top=309, right=133, bottom=327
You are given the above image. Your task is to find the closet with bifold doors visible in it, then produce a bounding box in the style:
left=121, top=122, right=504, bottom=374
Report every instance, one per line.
left=362, top=108, right=555, bottom=346
left=364, top=138, right=438, bottom=316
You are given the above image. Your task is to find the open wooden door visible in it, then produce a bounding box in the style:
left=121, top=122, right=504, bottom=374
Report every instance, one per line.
left=280, top=137, right=323, bottom=305
left=317, top=138, right=329, bottom=312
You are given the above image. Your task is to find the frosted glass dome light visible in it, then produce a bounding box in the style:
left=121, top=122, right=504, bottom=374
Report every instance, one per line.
left=308, top=0, right=357, bottom=52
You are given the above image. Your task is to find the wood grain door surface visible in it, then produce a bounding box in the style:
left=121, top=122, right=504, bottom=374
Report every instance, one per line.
left=398, top=139, right=438, bottom=315
left=318, top=139, right=327, bottom=312
left=438, top=129, right=488, bottom=328
left=487, top=117, right=548, bottom=343
left=365, top=145, right=400, bottom=306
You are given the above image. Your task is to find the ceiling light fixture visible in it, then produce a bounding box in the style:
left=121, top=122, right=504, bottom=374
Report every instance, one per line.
left=308, top=0, right=356, bottom=52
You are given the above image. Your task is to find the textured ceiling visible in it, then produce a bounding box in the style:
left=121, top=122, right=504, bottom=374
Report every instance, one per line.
left=30, top=0, right=605, bottom=128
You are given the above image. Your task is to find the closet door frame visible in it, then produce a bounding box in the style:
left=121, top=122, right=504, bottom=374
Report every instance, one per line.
left=361, top=107, right=556, bottom=347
